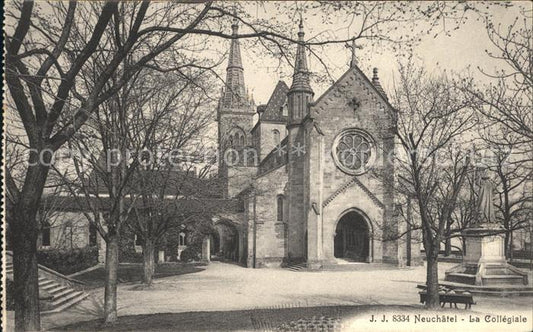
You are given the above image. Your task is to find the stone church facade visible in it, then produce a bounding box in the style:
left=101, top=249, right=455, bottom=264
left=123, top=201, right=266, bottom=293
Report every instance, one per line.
left=216, top=18, right=408, bottom=269
left=29, top=18, right=426, bottom=269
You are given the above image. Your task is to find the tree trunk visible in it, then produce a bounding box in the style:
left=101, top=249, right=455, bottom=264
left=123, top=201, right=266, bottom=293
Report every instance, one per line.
left=444, top=238, right=451, bottom=257
left=12, top=210, right=40, bottom=332
left=13, top=162, right=50, bottom=331
left=425, top=254, right=440, bottom=309
left=444, top=220, right=452, bottom=256
left=142, top=238, right=155, bottom=285
left=504, top=230, right=512, bottom=260
left=104, top=234, right=119, bottom=325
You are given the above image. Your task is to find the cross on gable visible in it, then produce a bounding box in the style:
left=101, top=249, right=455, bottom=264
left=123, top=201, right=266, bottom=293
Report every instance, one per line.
left=348, top=97, right=360, bottom=115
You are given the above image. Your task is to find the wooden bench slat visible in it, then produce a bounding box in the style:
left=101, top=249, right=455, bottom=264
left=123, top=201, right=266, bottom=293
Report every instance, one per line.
left=418, top=291, right=475, bottom=309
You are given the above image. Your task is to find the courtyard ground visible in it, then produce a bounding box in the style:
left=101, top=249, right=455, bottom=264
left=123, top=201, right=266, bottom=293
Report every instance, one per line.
left=6, top=262, right=532, bottom=331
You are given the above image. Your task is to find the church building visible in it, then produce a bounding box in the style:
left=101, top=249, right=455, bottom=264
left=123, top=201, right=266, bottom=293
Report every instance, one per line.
left=216, top=18, right=408, bottom=269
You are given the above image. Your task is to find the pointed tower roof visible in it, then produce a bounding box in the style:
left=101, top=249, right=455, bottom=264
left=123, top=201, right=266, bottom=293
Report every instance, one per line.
left=289, top=17, right=313, bottom=94
left=221, top=17, right=248, bottom=109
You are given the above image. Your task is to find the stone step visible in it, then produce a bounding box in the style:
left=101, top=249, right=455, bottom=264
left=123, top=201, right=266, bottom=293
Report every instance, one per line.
left=42, top=292, right=89, bottom=315
left=6, top=252, right=88, bottom=314
left=445, top=273, right=476, bottom=285
left=46, top=285, right=69, bottom=295
left=50, top=290, right=86, bottom=307
left=482, top=275, right=526, bottom=286
left=51, top=288, right=77, bottom=300
left=38, top=279, right=55, bottom=288
left=41, top=281, right=62, bottom=291
left=286, top=263, right=307, bottom=272
left=483, top=274, right=524, bottom=279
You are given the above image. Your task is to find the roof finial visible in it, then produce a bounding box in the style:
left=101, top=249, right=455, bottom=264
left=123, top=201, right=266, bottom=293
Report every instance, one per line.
left=350, top=39, right=358, bottom=68
left=298, top=12, right=304, bottom=37
left=372, top=67, right=388, bottom=100
left=231, top=8, right=239, bottom=35
left=289, top=13, right=313, bottom=94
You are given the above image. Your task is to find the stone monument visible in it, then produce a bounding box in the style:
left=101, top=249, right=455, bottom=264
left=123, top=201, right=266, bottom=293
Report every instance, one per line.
left=445, top=174, right=528, bottom=286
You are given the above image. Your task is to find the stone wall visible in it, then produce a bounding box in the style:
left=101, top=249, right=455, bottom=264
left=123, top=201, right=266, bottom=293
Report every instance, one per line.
left=257, top=122, right=288, bottom=160
left=252, top=165, right=288, bottom=267
left=40, top=212, right=92, bottom=250
left=228, top=166, right=257, bottom=198
left=306, top=66, right=397, bottom=265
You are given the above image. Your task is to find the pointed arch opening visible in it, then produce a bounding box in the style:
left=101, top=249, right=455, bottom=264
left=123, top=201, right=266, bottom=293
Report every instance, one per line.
left=334, top=209, right=372, bottom=262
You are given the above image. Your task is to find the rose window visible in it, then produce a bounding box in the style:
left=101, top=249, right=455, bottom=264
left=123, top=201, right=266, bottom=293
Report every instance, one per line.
left=332, top=129, right=375, bottom=175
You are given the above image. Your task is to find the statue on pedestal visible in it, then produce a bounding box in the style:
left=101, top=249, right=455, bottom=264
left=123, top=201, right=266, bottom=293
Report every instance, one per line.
left=444, top=169, right=528, bottom=287
left=477, top=174, right=496, bottom=226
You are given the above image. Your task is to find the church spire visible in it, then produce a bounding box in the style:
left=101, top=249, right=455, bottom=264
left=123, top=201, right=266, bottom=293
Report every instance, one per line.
left=221, top=15, right=247, bottom=109
left=289, top=16, right=313, bottom=94
left=287, top=16, right=314, bottom=125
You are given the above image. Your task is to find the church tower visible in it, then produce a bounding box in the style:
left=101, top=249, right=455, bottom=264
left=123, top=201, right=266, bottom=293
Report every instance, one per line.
left=217, top=17, right=255, bottom=197
left=286, top=18, right=314, bottom=261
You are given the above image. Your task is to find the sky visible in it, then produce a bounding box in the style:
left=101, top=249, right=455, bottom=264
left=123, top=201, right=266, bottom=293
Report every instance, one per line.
left=228, top=1, right=531, bottom=105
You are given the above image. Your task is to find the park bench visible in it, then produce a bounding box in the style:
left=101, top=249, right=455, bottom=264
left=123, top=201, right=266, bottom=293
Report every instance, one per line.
left=419, top=289, right=475, bottom=309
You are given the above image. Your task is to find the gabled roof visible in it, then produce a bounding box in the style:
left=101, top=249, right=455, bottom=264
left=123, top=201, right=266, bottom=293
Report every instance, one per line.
left=258, top=136, right=288, bottom=175
left=86, top=168, right=224, bottom=199
left=261, top=80, right=289, bottom=122
left=40, top=195, right=244, bottom=214
left=312, top=64, right=394, bottom=113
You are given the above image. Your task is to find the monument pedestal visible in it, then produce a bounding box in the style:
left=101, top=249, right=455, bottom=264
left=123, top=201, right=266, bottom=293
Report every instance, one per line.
left=445, top=226, right=528, bottom=286
left=201, top=237, right=211, bottom=263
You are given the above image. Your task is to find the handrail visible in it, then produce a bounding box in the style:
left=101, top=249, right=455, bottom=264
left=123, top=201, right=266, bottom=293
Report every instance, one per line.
left=6, top=251, right=86, bottom=285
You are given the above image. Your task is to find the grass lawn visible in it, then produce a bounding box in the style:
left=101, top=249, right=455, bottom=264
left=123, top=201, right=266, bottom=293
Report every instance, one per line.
left=73, top=262, right=206, bottom=288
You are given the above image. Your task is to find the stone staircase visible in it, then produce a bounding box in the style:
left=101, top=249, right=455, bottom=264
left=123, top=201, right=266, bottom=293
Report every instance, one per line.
left=285, top=262, right=307, bottom=272
left=6, top=252, right=89, bottom=314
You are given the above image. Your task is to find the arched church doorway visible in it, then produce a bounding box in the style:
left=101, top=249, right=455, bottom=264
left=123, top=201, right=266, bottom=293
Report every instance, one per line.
left=213, top=221, right=239, bottom=262
left=334, top=210, right=370, bottom=262
left=209, top=232, right=220, bottom=256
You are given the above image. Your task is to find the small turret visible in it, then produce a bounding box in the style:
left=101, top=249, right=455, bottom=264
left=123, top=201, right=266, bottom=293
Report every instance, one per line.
left=287, top=17, right=314, bottom=124
left=372, top=68, right=387, bottom=100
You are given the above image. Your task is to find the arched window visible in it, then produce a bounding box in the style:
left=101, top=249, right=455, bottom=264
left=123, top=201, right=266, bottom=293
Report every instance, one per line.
left=135, top=234, right=143, bottom=246
left=228, top=127, right=246, bottom=148
left=282, top=103, right=288, bottom=116
left=273, top=129, right=280, bottom=146
left=179, top=232, right=186, bottom=246
left=277, top=195, right=284, bottom=222
left=297, top=96, right=301, bottom=118
left=42, top=221, right=51, bottom=247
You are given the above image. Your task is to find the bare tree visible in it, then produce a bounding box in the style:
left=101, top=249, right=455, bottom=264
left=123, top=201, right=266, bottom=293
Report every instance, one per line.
left=58, top=66, right=214, bottom=323
left=466, top=9, right=532, bottom=142
left=392, top=62, right=476, bottom=308
left=4, top=1, right=496, bottom=328
left=481, top=138, right=533, bottom=258
left=125, top=72, right=213, bottom=285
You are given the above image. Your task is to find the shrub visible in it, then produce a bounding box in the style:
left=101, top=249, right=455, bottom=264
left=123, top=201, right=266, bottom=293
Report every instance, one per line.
left=119, top=249, right=143, bottom=263
left=180, top=244, right=202, bottom=262
left=37, top=246, right=98, bottom=275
